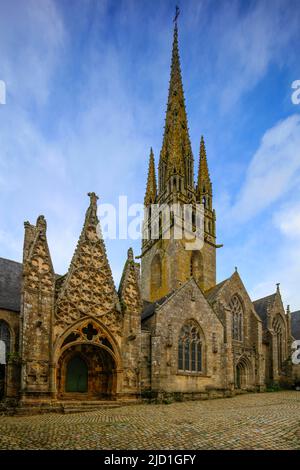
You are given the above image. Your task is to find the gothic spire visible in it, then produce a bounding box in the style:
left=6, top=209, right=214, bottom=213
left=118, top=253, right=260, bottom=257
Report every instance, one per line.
left=197, top=136, right=212, bottom=198
left=158, top=16, right=194, bottom=192
left=144, top=148, right=157, bottom=206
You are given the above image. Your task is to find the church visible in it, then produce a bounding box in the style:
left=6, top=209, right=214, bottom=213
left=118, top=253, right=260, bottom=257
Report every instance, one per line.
left=0, top=17, right=299, bottom=410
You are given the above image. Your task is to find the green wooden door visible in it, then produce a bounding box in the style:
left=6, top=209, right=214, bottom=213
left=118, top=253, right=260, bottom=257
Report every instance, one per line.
left=66, top=356, right=88, bottom=392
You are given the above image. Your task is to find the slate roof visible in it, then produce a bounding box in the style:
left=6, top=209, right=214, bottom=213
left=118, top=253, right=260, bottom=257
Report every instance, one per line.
left=291, top=310, right=300, bottom=340
left=141, top=291, right=175, bottom=322
left=205, top=278, right=228, bottom=304
left=253, top=293, right=276, bottom=328
left=0, top=257, right=22, bottom=312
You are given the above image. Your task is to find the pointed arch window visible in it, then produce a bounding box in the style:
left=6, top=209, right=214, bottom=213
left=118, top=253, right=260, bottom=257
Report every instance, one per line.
left=272, top=315, right=286, bottom=370
left=151, top=254, right=162, bottom=291
left=178, top=321, right=204, bottom=373
left=173, top=177, right=177, bottom=191
left=230, top=295, right=243, bottom=341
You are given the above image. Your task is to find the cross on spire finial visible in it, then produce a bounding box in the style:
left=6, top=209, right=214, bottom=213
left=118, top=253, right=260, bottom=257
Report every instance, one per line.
left=173, top=5, right=180, bottom=23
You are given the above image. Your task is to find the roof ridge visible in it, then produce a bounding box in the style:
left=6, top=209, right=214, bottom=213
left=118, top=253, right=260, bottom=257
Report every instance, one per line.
left=0, top=256, right=22, bottom=266
left=253, top=293, right=276, bottom=304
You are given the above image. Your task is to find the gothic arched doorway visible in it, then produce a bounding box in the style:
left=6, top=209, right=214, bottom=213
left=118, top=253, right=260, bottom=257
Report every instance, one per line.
left=57, top=343, right=117, bottom=399
left=235, top=357, right=252, bottom=390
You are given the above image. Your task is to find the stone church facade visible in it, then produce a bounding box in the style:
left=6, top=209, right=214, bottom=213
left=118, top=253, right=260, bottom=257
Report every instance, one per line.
left=0, top=20, right=299, bottom=408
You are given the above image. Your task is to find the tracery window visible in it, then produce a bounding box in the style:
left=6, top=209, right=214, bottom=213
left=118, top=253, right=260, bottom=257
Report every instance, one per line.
left=178, top=321, right=204, bottom=373
left=230, top=295, right=243, bottom=341
left=273, top=315, right=285, bottom=370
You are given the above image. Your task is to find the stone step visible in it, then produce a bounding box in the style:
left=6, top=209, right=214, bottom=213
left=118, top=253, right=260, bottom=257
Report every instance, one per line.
left=60, top=401, right=123, bottom=414
left=58, top=400, right=118, bottom=406
left=62, top=405, right=122, bottom=414
left=11, top=399, right=140, bottom=416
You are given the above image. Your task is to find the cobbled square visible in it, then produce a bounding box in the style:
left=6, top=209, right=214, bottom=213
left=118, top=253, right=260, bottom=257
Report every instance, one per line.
left=0, top=392, right=299, bottom=450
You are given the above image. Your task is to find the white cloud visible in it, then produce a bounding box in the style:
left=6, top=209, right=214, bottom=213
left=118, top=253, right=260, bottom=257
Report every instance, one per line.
left=219, top=114, right=300, bottom=309
left=274, top=202, right=300, bottom=239
left=212, top=0, right=300, bottom=111
left=0, top=0, right=299, bottom=303
left=0, top=0, right=65, bottom=106
left=0, top=0, right=169, bottom=275
left=229, top=114, right=300, bottom=223
left=250, top=243, right=300, bottom=311
left=218, top=114, right=300, bottom=310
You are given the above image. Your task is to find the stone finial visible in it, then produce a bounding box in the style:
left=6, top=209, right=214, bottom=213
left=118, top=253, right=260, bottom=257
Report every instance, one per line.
left=88, top=192, right=99, bottom=207
left=173, top=5, right=180, bottom=24
left=235, top=266, right=238, bottom=272
left=127, top=247, right=134, bottom=261
left=36, top=215, right=47, bottom=232
left=276, top=283, right=280, bottom=293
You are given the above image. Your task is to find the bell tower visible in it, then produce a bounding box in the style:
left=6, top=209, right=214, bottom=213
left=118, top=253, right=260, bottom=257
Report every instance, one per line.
left=140, top=12, right=219, bottom=302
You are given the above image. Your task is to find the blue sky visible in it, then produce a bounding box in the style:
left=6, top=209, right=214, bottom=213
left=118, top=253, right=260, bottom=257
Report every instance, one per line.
left=0, top=0, right=300, bottom=309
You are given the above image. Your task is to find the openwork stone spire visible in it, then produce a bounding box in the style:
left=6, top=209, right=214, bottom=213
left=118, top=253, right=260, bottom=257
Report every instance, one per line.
left=144, top=148, right=157, bottom=206
left=118, top=247, right=141, bottom=313
left=158, top=18, right=194, bottom=193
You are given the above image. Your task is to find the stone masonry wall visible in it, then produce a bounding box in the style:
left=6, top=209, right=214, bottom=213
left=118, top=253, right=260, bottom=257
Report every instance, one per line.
left=147, top=279, right=225, bottom=395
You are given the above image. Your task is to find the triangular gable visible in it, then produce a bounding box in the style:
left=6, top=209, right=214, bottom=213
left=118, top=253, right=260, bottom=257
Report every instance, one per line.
left=254, top=287, right=287, bottom=330
left=206, top=271, right=263, bottom=324
left=149, top=278, right=224, bottom=328
left=205, top=278, right=230, bottom=304
left=55, top=193, right=120, bottom=335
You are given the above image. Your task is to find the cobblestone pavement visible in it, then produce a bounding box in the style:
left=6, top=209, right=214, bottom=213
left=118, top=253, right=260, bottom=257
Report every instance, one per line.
left=0, top=392, right=299, bottom=450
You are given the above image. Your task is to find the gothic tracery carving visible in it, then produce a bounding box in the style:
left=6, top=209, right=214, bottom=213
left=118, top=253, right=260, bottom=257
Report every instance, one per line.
left=61, top=321, right=114, bottom=352
left=54, top=195, right=122, bottom=338
left=230, top=295, right=243, bottom=341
